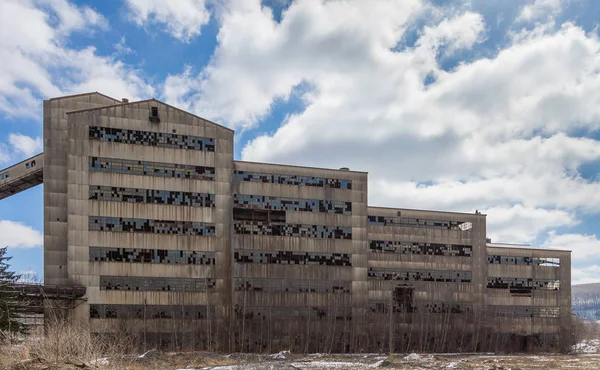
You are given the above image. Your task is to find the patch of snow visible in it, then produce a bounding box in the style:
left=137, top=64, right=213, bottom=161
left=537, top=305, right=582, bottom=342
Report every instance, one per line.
left=573, top=339, right=600, bottom=353
left=270, top=350, right=290, bottom=359
left=290, top=361, right=361, bottom=368
left=403, top=353, right=421, bottom=361
left=87, top=357, right=109, bottom=367
left=446, top=362, right=458, bottom=368
left=138, top=349, right=158, bottom=358
left=370, top=359, right=390, bottom=367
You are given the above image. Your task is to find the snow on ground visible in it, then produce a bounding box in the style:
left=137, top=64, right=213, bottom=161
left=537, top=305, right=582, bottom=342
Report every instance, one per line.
left=573, top=339, right=600, bottom=353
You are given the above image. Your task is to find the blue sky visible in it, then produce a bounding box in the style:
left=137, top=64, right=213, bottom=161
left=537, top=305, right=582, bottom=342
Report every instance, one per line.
left=1, top=0, right=600, bottom=284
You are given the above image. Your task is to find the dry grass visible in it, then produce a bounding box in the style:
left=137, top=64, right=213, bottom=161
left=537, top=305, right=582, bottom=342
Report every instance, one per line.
left=0, top=321, right=136, bottom=369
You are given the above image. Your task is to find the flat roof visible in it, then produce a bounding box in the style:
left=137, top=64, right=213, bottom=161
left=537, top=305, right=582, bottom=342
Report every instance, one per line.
left=486, top=243, right=571, bottom=253
left=65, top=97, right=234, bottom=133
left=234, top=160, right=368, bottom=174
left=368, top=205, right=486, bottom=217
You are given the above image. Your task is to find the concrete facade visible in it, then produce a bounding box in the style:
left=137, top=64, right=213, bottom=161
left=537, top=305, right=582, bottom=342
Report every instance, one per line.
left=0, top=92, right=571, bottom=352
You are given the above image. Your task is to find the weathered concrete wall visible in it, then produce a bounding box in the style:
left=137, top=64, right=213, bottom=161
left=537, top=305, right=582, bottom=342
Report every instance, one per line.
left=66, top=99, right=233, bottom=350
left=231, top=161, right=368, bottom=352
left=44, top=93, right=120, bottom=285
left=34, top=92, right=572, bottom=352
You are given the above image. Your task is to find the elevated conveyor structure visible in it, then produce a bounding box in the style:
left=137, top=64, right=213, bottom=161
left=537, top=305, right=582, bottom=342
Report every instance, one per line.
left=0, top=153, right=44, bottom=200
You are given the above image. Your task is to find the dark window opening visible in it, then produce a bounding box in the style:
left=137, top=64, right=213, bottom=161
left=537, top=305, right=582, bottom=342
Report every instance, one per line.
left=149, top=106, right=160, bottom=122
left=233, top=207, right=286, bottom=223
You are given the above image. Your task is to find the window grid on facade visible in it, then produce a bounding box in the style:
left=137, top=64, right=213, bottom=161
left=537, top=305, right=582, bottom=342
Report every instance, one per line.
left=368, top=301, right=473, bottom=314
left=487, top=277, right=560, bottom=291
left=90, top=304, right=215, bottom=319
left=487, top=305, right=561, bottom=318
left=89, top=247, right=215, bottom=265
left=234, top=250, right=352, bottom=266
left=233, top=306, right=352, bottom=321
left=0, top=172, right=9, bottom=180
left=89, top=216, right=215, bottom=236
left=368, top=215, right=472, bottom=231
left=233, top=194, right=352, bottom=215
left=370, top=240, right=472, bottom=257
left=89, top=157, right=215, bottom=180
left=234, top=278, right=351, bottom=293
left=234, top=221, right=352, bottom=239
left=487, top=255, right=560, bottom=267
left=233, top=170, right=352, bottom=189
left=89, top=126, right=215, bottom=151
left=100, top=276, right=215, bottom=292
left=89, top=185, right=215, bottom=207
left=368, top=268, right=472, bottom=283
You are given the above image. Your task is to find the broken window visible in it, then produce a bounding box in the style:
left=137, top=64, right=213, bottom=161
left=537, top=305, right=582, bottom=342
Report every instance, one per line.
left=233, top=170, right=352, bottom=189
left=89, top=216, right=215, bottom=236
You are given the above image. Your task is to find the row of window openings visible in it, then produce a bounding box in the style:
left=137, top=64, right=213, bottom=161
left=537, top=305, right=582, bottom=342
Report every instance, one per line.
left=488, top=255, right=560, bottom=267
left=368, top=216, right=473, bottom=231
left=234, top=221, right=352, bottom=239
left=234, top=250, right=352, bottom=266
left=487, top=277, right=560, bottom=292
left=233, top=194, right=351, bottom=215
left=89, top=126, right=215, bottom=152
left=487, top=306, right=561, bottom=318
left=89, top=157, right=215, bottom=180
left=368, top=301, right=472, bottom=315
left=89, top=185, right=215, bottom=207
left=100, top=276, right=215, bottom=292
left=89, top=216, right=215, bottom=236
left=0, top=160, right=37, bottom=181
left=233, top=171, right=352, bottom=189
left=89, top=247, right=215, bottom=265
left=234, top=278, right=352, bottom=293
left=368, top=268, right=472, bottom=283
left=90, top=304, right=215, bottom=320
left=370, top=240, right=472, bottom=257
left=233, top=305, right=352, bottom=321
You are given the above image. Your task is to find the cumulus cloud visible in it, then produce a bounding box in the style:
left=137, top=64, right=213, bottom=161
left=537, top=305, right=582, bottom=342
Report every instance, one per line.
left=0, top=0, right=153, bottom=118
left=517, top=0, right=562, bottom=23
left=125, top=0, right=210, bottom=42
left=543, top=232, right=600, bottom=263
left=8, top=134, right=42, bottom=157
left=154, top=1, right=600, bottom=288
left=0, top=220, right=43, bottom=249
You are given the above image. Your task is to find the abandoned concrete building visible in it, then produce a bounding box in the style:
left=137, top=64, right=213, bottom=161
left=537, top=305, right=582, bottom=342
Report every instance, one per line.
left=0, top=92, right=572, bottom=352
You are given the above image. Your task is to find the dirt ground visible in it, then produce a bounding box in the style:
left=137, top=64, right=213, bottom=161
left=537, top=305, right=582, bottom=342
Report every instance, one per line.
left=10, top=351, right=600, bottom=370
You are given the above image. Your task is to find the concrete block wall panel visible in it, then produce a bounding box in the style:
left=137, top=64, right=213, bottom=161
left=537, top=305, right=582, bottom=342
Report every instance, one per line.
left=231, top=162, right=368, bottom=351
left=484, top=246, right=571, bottom=340
left=44, top=93, right=120, bottom=285
left=66, top=100, right=234, bottom=343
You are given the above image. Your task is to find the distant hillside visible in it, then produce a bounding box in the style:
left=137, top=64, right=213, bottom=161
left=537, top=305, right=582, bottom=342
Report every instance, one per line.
left=573, top=283, right=600, bottom=320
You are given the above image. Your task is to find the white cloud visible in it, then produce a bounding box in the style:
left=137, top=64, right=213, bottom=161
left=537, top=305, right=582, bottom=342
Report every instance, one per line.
left=8, top=134, right=42, bottom=157
left=155, top=1, right=600, bottom=272
left=544, top=232, right=600, bottom=263
left=0, top=220, right=43, bottom=249
left=483, top=205, right=576, bottom=244
left=572, top=265, right=600, bottom=285
left=37, top=0, right=108, bottom=34
left=517, top=0, right=562, bottom=23
left=125, top=0, right=210, bottom=42
left=0, top=0, right=152, bottom=118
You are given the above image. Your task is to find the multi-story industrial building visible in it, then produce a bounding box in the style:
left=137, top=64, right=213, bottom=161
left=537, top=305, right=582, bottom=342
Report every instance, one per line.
left=0, top=92, right=572, bottom=352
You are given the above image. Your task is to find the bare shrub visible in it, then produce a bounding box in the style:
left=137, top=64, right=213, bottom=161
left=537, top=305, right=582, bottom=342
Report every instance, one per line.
left=27, top=319, right=136, bottom=366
